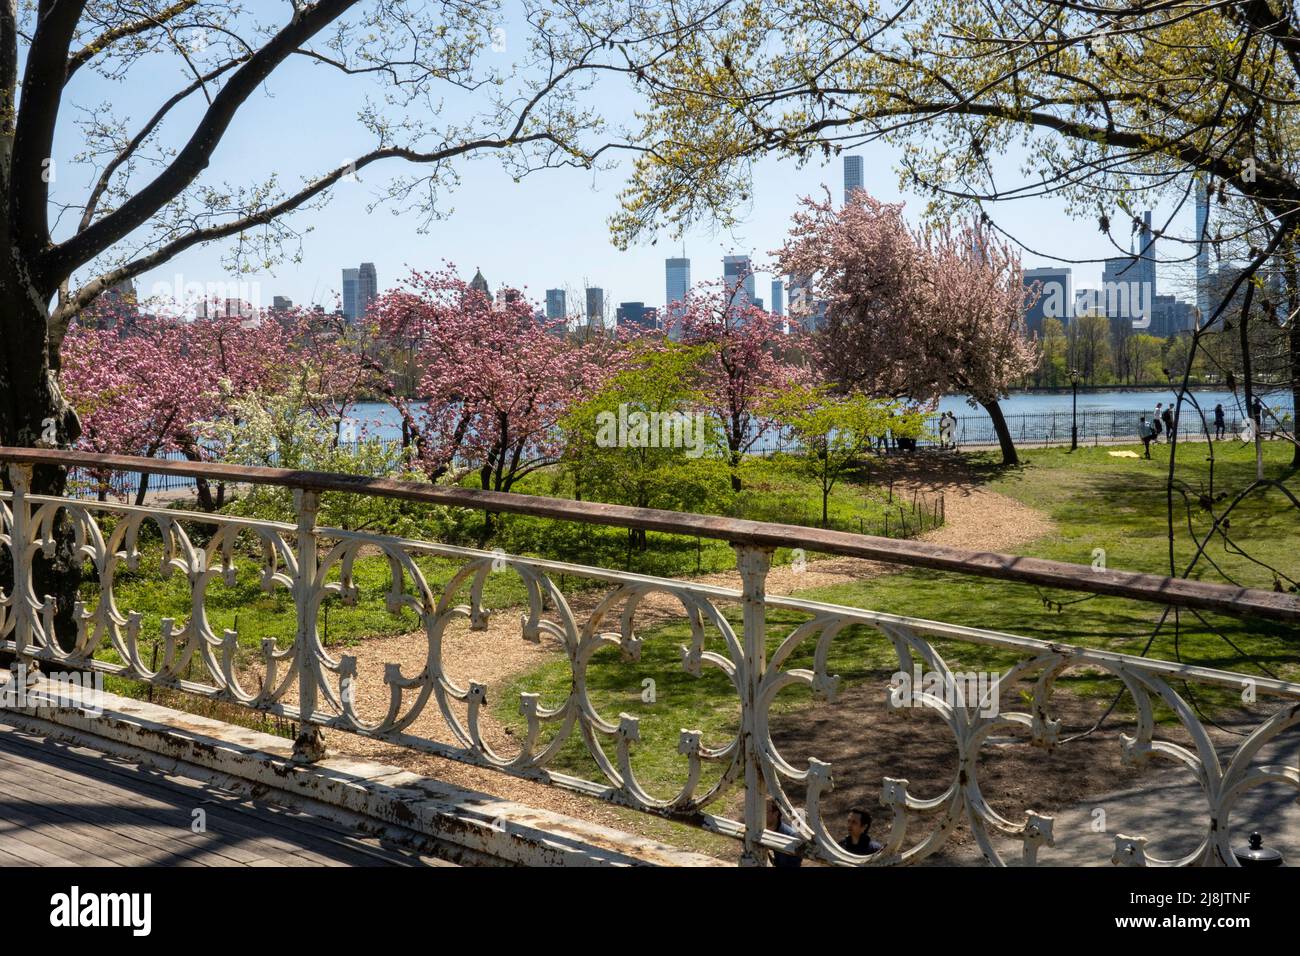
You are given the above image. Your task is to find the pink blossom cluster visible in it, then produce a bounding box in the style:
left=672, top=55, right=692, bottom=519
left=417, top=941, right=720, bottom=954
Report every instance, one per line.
left=776, top=190, right=1038, bottom=406
left=372, top=267, right=614, bottom=491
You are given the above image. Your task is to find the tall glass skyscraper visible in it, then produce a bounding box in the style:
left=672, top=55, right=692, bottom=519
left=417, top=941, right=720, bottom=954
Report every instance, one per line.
left=665, top=257, right=691, bottom=338
left=341, top=268, right=359, bottom=321
left=358, top=263, right=377, bottom=316
left=342, top=262, right=378, bottom=323
left=844, top=155, right=864, bottom=204
left=723, top=255, right=755, bottom=309
left=545, top=288, right=566, bottom=321
left=771, top=279, right=784, bottom=317
left=585, top=287, right=604, bottom=327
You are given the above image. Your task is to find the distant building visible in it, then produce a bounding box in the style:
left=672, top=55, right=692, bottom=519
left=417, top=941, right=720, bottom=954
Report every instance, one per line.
left=843, top=155, right=864, bottom=205
left=770, top=279, right=784, bottom=317
left=341, top=268, right=360, bottom=321
left=616, top=302, right=659, bottom=332
left=1100, top=254, right=1152, bottom=326
left=1203, top=264, right=1283, bottom=331
left=271, top=295, right=293, bottom=311
left=1022, top=267, right=1072, bottom=334
left=1093, top=211, right=1157, bottom=328
left=1150, top=295, right=1197, bottom=337
left=545, top=288, right=566, bottom=321
left=665, top=257, right=691, bottom=338
left=95, top=278, right=140, bottom=331
left=785, top=275, right=827, bottom=331
left=585, top=287, right=604, bottom=327
left=340, top=261, right=378, bottom=323
left=723, top=255, right=755, bottom=309
left=358, top=262, right=377, bottom=318
left=469, top=267, right=490, bottom=299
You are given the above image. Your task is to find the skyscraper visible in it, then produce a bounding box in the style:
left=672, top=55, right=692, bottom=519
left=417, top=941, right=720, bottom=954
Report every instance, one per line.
left=844, top=155, right=864, bottom=204
left=358, top=262, right=377, bottom=318
left=341, top=262, right=378, bottom=324
left=771, top=280, right=784, bottom=317
left=665, top=257, right=691, bottom=337
left=723, top=255, right=755, bottom=309
left=545, top=288, right=566, bottom=321
left=1095, top=213, right=1157, bottom=328
left=1022, top=267, right=1072, bottom=334
left=341, top=268, right=360, bottom=322
left=1136, top=210, right=1157, bottom=313
left=616, top=302, right=658, bottom=331
left=585, top=287, right=604, bottom=327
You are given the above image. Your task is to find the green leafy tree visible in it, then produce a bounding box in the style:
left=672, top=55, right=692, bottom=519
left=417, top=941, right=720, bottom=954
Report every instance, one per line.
left=1034, top=318, right=1069, bottom=388
left=765, top=384, right=925, bottom=528
left=561, top=343, right=731, bottom=549
left=199, top=384, right=426, bottom=535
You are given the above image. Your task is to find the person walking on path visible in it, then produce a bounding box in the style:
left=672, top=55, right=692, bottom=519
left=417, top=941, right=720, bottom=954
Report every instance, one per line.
left=1153, top=403, right=1164, bottom=443
left=1214, top=404, right=1226, bottom=441
left=938, top=411, right=956, bottom=450
left=1161, top=404, right=1176, bottom=443
left=1139, top=417, right=1155, bottom=459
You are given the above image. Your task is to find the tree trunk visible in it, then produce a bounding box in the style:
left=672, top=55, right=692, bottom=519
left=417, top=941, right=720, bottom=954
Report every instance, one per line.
left=0, top=271, right=83, bottom=650
left=980, top=399, right=1019, bottom=466
left=1291, top=318, right=1300, bottom=470
left=133, top=470, right=151, bottom=507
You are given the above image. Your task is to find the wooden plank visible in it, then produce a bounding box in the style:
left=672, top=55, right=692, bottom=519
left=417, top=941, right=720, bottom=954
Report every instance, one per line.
left=0, top=763, right=218, bottom=865
left=0, top=826, right=76, bottom=866
left=0, top=753, right=334, bottom=864
left=0, top=777, right=161, bottom=865
left=0, top=732, right=438, bottom=866
left=0, top=753, right=251, bottom=864
left=4, top=444, right=1298, bottom=621
left=0, top=815, right=123, bottom=866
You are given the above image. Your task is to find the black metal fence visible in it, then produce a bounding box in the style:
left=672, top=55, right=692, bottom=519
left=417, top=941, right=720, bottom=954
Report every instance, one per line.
left=929, top=406, right=1294, bottom=449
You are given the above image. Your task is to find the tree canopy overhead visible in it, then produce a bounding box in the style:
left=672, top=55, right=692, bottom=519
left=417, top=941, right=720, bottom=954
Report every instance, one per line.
left=613, top=0, right=1300, bottom=466
left=0, top=0, right=705, bottom=476
left=613, top=0, right=1300, bottom=250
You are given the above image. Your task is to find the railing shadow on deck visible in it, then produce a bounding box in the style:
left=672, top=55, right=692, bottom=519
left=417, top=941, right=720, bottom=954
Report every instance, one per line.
left=1, top=447, right=1298, bottom=867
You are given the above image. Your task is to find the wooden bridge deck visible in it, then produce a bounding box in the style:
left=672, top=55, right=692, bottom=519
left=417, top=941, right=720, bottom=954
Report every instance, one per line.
left=0, top=728, right=452, bottom=867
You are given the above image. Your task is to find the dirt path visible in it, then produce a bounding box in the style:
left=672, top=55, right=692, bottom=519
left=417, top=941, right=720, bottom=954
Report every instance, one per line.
left=311, top=461, right=1064, bottom=856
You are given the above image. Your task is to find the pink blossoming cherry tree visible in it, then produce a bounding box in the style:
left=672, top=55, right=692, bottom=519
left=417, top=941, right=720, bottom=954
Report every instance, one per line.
left=777, top=191, right=1038, bottom=465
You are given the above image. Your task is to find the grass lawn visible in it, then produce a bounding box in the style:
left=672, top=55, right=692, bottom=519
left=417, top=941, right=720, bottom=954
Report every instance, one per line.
left=492, top=439, right=1300, bottom=825
left=80, top=449, right=930, bottom=699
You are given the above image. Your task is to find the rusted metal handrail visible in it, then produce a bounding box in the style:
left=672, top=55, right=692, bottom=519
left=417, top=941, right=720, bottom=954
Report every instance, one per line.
left=3, top=445, right=1298, bottom=623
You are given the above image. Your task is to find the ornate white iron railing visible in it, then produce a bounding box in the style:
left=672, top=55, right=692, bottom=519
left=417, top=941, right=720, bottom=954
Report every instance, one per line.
left=1, top=448, right=1298, bottom=867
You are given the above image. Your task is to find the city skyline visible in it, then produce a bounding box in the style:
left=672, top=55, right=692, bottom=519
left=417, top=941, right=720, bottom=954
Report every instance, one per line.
left=119, top=116, right=1214, bottom=321
left=131, top=151, right=1216, bottom=329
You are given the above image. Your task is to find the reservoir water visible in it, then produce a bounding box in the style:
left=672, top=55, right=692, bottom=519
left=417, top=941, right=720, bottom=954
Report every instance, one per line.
left=344, top=388, right=1296, bottom=446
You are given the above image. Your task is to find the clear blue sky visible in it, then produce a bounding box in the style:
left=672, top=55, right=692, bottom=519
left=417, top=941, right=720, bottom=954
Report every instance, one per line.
left=47, top=11, right=1203, bottom=316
